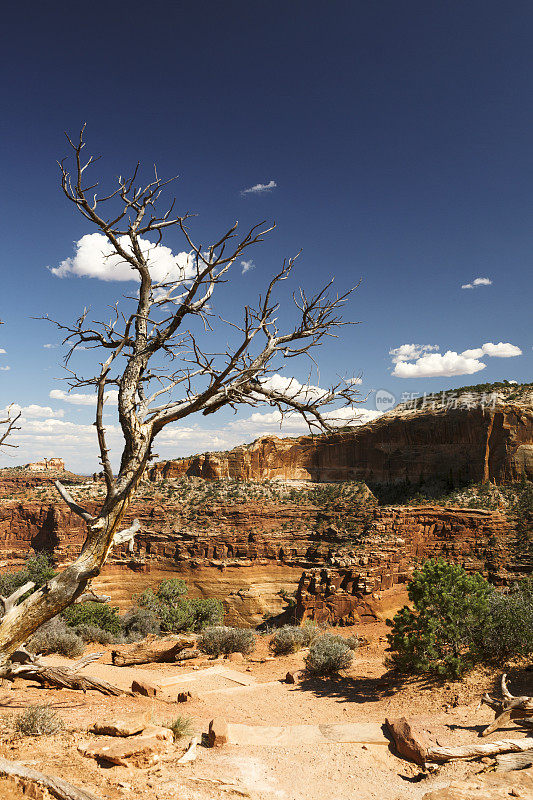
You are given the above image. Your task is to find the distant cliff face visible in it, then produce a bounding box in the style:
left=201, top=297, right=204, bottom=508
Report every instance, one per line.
left=150, top=399, right=533, bottom=486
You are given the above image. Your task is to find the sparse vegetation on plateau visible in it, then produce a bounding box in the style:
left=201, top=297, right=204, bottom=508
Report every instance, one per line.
left=269, top=623, right=319, bottom=655
left=165, top=715, right=193, bottom=741
left=135, top=578, right=223, bottom=633
left=304, top=633, right=355, bottom=676
left=198, top=625, right=256, bottom=657
left=11, top=705, right=64, bottom=736
left=27, top=616, right=85, bottom=658
left=62, top=601, right=122, bottom=636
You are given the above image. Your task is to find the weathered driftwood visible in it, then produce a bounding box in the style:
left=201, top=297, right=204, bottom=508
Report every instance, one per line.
left=495, top=751, right=533, bottom=772
left=0, top=652, right=128, bottom=695
left=0, top=757, right=102, bottom=800
left=481, top=673, right=533, bottom=736
left=426, top=736, right=533, bottom=763
left=111, top=635, right=197, bottom=666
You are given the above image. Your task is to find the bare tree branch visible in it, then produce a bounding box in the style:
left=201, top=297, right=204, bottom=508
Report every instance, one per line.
left=0, top=126, right=362, bottom=665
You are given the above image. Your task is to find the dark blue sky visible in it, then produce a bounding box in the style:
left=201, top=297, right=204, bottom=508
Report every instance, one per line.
left=1, top=1, right=531, bottom=470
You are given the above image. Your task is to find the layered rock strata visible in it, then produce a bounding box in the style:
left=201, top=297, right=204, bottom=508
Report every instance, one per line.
left=0, top=487, right=517, bottom=626
left=149, top=396, right=533, bottom=486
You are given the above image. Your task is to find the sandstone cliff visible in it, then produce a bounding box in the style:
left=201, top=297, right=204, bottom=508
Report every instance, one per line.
left=149, top=386, right=533, bottom=486
left=0, top=481, right=519, bottom=626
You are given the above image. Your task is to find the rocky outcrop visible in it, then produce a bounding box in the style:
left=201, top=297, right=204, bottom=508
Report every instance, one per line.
left=149, top=395, right=533, bottom=486
left=294, top=505, right=514, bottom=625
left=0, top=481, right=519, bottom=626
left=24, top=457, right=65, bottom=472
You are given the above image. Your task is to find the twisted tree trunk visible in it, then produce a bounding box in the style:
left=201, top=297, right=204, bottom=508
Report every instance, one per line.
left=0, top=479, right=140, bottom=666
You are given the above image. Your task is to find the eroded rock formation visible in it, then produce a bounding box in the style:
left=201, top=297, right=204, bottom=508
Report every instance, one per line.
left=150, top=393, right=533, bottom=486
left=0, top=480, right=520, bottom=626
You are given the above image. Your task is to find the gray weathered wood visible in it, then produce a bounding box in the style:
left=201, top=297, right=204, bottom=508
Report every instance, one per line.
left=427, top=736, right=533, bottom=763
left=0, top=757, right=102, bottom=800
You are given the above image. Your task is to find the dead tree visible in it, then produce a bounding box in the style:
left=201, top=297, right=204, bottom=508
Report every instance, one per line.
left=480, top=673, right=533, bottom=736
left=0, top=405, right=21, bottom=449
left=0, top=126, right=361, bottom=666
left=0, top=321, right=21, bottom=450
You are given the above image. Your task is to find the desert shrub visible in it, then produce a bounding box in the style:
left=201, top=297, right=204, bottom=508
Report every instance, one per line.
left=344, top=635, right=360, bottom=651
left=198, top=626, right=256, bottom=657
left=269, top=626, right=305, bottom=655
left=74, top=623, right=119, bottom=645
left=0, top=553, right=56, bottom=599
left=474, top=575, right=533, bottom=661
left=299, top=621, right=320, bottom=647
left=136, top=580, right=223, bottom=633
left=12, top=705, right=64, bottom=736
left=27, top=617, right=85, bottom=658
left=269, top=623, right=319, bottom=655
left=165, top=715, right=192, bottom=740
left=304, top=634, right=354, bottom=676
left=386, top=559, right=492, bottom=679
left=121, top=607, right=161, bottom=641
left=62, top=601, right=122, bottom=635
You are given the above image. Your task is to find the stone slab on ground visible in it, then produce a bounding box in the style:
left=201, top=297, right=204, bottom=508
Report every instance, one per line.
left=43, top=656, right=256, bottom=697
left=156, top=665, right=257, bottom=688
left=79, top=725, right=173, bottom=768
left=226, top=721, right=388, bottom=747
left=90, top=710, right=148, bottom=737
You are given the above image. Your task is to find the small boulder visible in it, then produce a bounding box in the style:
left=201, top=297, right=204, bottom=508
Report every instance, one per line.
left=285, top=670, right=302, bottom=684
left=90, top=711, right=147, bottom=737
left=227, top=652, right=245, bottom=663
left=208, top=718, right=228, bottom=747
left=131, top=679, right=158, bottom=697
left=385, top=717, right=432, bottom=766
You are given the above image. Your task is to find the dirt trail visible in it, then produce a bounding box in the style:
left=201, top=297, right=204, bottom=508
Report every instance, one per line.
left=0, top=621, right=529, bottom=800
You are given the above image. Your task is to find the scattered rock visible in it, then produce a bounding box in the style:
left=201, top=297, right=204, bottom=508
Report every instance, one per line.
left=227, top=652, right=245, bottom=663
left=177, top=692, right=189, bottom=703
left=177, top=735, right=200, bottom=764
left=90, top=711, right=147, bottom=737
left=79, top=726, right=173, bottom=768
left=385, top=717, right=432, bottom=766
left=131, top=679, right=158, bottom=697
left=208, top=718, right=229, bottom=747
left=285, top=670, right=302, bottom=684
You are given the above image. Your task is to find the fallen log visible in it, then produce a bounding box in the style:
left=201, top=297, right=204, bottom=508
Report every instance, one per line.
left=111, top=635, right=196, bottom=666
left=426, top=736, right=533, bottom=763
left=0, top=757, right=102, bottom=800
left=495, top=751, right=533, bottom=771
left=0, top=652, right=128, bottom=696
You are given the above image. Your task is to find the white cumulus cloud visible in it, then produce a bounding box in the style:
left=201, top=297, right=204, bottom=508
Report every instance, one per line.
left=461, top=277, right=493, bottom=289
left=0, top=366, right=11, bottom=371
left=391, top=339, right=522, bottom=378
left=49, top=232, right=196, bottom=284
left=0, top=348, right=6, bottom=354
left=228, top=405, right=380, bottom=437
left=393, top=351, right=486, bottom=378
left=50, top=388, right=119, bottom=406
left=389, top=344, right=440, bottom=364
left=241, top=180, right=277, bottom=196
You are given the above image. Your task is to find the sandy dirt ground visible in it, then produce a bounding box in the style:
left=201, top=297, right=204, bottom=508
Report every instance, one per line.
left=1, top=619, right=531, bottom=800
